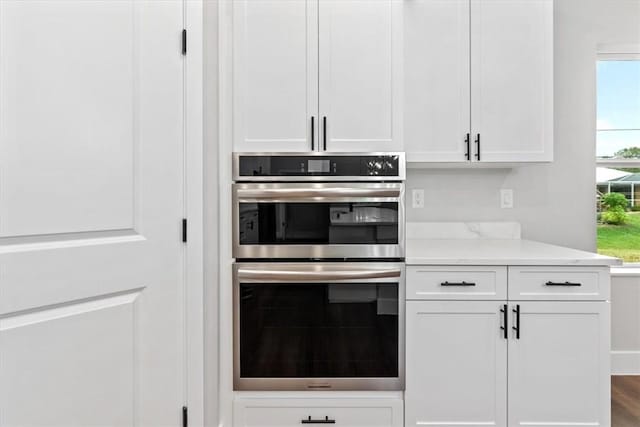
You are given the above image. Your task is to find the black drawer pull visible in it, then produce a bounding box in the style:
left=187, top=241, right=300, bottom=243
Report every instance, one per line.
left=441, top=281, right=476, bottom=287
left=302, top=416, right=336, bottom=424
left=545, top=281, right=582, bottom=287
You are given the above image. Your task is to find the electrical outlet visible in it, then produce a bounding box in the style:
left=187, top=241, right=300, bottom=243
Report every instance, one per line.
left=500, top=189, right=514, bottom=209
left=412, top=189, right=425, bottom=208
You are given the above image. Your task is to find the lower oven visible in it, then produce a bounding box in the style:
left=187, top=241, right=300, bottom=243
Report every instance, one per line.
left=233, top=262, right=405, bottom=391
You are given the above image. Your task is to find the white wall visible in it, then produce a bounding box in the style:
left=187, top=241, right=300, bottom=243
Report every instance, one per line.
left=407, top=0, right=640, bottom=252
left=611, top=272, right=640, bottom=374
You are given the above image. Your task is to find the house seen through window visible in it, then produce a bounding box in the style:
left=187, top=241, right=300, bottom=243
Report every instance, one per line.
left=596, top=56, right=640, bottom=262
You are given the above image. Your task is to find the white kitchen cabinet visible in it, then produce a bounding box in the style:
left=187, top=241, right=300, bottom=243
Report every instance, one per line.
left=318, top=0, right=402, bottom=152
left=509, top=266, right=610, bottom=301
left=403, top=0, right=471, bottom=162
left=470, top=0, right=554, bottom=162
left=405, top=266, right=611, bottom=427
left=404, top=0, right=553, bottom=163
left=233, top=397, right=403, bottom=427
left=232, top=0, right=402, bottom=153
left=508, top=302, right=610, bottom=427
left=405, top=301, right=508, bottom=427
left=407, top=265, right=507, bottom=300
left=232, top=0, right=319, bottom=152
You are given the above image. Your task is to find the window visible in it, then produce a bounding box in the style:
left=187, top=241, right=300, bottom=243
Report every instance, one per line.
left=596, top=53, right=640, bottom=263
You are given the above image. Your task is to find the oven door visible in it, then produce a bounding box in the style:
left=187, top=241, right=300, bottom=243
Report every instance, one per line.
left=233, top=183, right=405, bottom=259
left=233, top=262, right=405, bottom=391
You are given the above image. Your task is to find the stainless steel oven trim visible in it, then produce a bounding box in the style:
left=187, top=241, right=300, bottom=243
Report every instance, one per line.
left=233, top=262, right=406, bottom=391
left=232, top=152, right=406, bottom=182
left=232, top=182, right=406, bottom=259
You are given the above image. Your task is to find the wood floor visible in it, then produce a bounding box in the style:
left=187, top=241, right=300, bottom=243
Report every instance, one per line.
left=612, top=376, right=640, bottom=427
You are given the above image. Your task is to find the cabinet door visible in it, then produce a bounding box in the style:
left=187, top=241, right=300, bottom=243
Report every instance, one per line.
left=470, top=0, right=553, bottom=162
left=318, top=0, right=402, bottom=152
left=403, top=0, right=471, bottom=162
left=406, top=301, right=507, bottom=427
left=233, top=0, right=318, bottom=152
left=508, top=302, right=610, bottom=427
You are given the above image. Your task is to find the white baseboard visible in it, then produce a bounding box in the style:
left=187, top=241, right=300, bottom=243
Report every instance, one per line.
left=611, top=351, right=640, bottom=375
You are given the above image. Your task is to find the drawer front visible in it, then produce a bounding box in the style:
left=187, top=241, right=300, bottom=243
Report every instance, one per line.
left=508, top=266, right=610, bottom=301
left=234, top=398, right=402, bottom=427
left=407, top=266, right=507, bottom=300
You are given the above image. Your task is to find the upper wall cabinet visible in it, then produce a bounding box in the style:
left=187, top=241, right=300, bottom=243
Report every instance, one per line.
left=232, top=0, right=318, bottom=152
left=232, top=0, right=403, bottom=153
left=319, top=0, right=402, bottom=152
left=404, top=0, right=553, bottom=163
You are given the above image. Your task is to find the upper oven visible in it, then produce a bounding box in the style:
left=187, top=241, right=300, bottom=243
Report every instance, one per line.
left=232, top=153, right=405, bottom=260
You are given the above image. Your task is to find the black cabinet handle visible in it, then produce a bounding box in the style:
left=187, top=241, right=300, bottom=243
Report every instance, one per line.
left=301, top=416, right=336, bottom=424
left=512, top=305, right=520, bottom=339
left=500, top=304, right=508, bottom=339
left=311, top=116, right=315, bottom=151
left=440, top=281, right=476, bottom=287
left=323, top=116, right=327, bottom=151
left=545, top=281, right=582, bottom=287
left=475, top=133, right=481, bottom=161
left=465, top=133, right=471, bottom=160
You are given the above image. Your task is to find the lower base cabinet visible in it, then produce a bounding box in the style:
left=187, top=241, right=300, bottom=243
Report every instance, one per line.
left=405, top=301, right=508, bottom=427
left=405, top=300, right=610, bottom=427
left=508, top=301, right=610, bottom=427
left=233, top=397, right=403, bottom=427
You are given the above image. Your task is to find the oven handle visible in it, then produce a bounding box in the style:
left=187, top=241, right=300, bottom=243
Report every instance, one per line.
left=237, top=267, right=402, bottom=282
left=235, top=186, right=402, bottom=200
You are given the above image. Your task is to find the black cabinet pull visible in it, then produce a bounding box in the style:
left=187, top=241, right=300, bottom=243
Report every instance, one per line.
left=512, top=305, right=520, bottom=339
left=440, top=281, right=476, bottom=287
left=545, top=281, right=582, bottom=287
left=465, top=133, right=471, bottom=160
left=311, top=116, right=315, bottom=151
left=301, top=416, right=336, bottom=424
left=474, top=133, right=481, bottom=161
left=323, top=116, right=327, bottom=151
left=500, top=304, right=508, bottom=339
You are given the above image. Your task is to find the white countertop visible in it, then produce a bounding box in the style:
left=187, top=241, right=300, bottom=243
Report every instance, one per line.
left=406, top=238, right=622, bottom=266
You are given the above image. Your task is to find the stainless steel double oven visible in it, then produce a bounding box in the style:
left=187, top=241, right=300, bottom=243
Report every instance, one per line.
left=232, top=153, right=405, bottom=391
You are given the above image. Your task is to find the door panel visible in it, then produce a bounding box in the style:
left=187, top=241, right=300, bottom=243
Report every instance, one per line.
left=0, top=0, right=136, bottom=237
left=318, top=0, right=402, bottom=152
left=233, top=0, right=319, bottom=152
left=405, top=301, right=507, bottom=427
left=0, top=1, right=186, bottom=425
left=470, top=0, right=553, bottom=162
left=403, top=0, right=471, bottom=162
left=508, top=302, right=610, bottom=427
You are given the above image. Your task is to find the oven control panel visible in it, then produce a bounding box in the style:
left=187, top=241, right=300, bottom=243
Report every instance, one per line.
left=235, top=154, right=403, bottom=179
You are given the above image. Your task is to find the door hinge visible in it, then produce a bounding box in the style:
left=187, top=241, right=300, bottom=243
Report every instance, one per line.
left=182, top=218, right=187, bottom=243
left=182, top=29, right=187, bottom=55
left=182, top=406, right=188, bottom=427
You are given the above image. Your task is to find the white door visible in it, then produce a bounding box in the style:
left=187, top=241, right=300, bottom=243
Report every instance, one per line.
left=403, top=0, right=471, bottom=162
left=318, top=0, right=402, bottom=152
left=0, top=1, right=187, bottom=426
left=405, top=301, right=508, bottom=427
left=508, top=302, right=610, bottom=427
left=233, top=0, right=319, bottom=152
left=470, top=0, right=553, bottom=162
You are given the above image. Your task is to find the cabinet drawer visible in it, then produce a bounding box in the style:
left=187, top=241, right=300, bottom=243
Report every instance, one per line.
left=233, top=398, right=403, bottom=427
left=508, top=266, right=610, bottom=301
left=407, top=266, right=507, bottom=300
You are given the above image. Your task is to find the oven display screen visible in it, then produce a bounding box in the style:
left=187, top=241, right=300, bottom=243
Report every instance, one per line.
left=308, top=159, right=330, bottom=173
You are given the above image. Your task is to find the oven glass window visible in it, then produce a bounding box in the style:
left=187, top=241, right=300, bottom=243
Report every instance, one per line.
left=239, top=282, right=399, bottom=378
left=238, top=202, right=399, bottom=245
